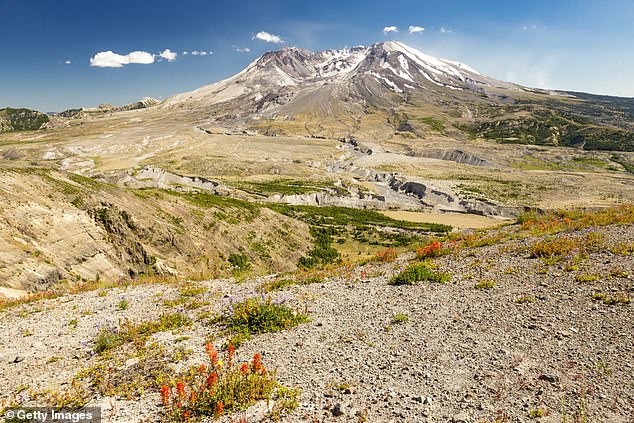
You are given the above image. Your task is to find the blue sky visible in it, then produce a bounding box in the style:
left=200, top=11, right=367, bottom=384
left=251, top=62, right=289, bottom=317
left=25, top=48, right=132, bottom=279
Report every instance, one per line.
left=1, top=0, right=633, bottom=111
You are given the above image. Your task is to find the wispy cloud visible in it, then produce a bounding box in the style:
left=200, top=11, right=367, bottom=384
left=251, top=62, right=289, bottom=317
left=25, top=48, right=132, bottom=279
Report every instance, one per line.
left=235, top=47, right=251, bottom=53
left=254, top=31, right=284, bottom=43
left=64, top=60, right=72, bottom=65
left=158, top=49, right=177, bottom=62
left=522, top=25, right=538, bottom=31
left=90, top=50, right=155, bottom=68
left=191, top=51, right=210, bottom=56
left=383, top=26, right=398, bottom=34
left=439, top=26, right=454, bottom=34
left=408, top=25, right=425, bottom=34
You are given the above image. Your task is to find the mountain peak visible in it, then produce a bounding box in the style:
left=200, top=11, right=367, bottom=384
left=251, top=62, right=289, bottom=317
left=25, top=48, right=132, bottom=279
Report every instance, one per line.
left=164, top=41, right=513, bottom=117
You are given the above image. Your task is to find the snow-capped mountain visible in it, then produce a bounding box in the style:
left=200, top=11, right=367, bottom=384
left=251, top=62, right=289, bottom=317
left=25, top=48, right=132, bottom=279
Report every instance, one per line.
left=164, top=41, right=515, bottom=115
left=162, top=41, right=634, bottom=151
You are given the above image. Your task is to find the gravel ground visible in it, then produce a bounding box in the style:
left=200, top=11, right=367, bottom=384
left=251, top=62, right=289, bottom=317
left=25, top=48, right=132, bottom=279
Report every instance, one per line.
left=1, top=224, right=632, bottom=422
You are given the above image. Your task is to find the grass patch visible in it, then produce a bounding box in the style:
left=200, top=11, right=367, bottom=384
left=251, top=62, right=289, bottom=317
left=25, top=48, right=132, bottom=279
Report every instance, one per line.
left=575, top=273, right=600, bottom=283
left=518, top=205, right=634, bottom=235
left=259, top=275, right=324, bottom=293
left=392, top=313, right=409, bottom=324
left=515, top=295, right=535, bottom=304
left=592, top=293, right=631, bottom=305
left=267, top=204, right=451, bottom=233
left=94, top=312, right=192, bottom=354
left=475, top=280, right=495, bottom=290
left=529, top=232, right=604, bottom=262
left=389, top=263, right=450, bottom=285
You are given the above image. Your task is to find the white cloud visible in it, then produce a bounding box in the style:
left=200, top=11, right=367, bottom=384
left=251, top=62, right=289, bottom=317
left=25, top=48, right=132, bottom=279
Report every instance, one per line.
left=408, top=25, right=425, bottom=34
left=64, top=60, right=72, bottom=65
left=182, top=51, right=189, bottom=55
left=90, top=50, right=154, bottom=68
left=235, top=47, right=251, bottom=53
left=254, top=31, right=284, bottom=43
left=383, top=26, right=398, bottom=34
left=440, top=26, right=454, bottom=34
left=191, top=51, right=207, bottom=56
left=158, top=49, right=177, bottom=62
left=522, top=25, right=538, bottom=31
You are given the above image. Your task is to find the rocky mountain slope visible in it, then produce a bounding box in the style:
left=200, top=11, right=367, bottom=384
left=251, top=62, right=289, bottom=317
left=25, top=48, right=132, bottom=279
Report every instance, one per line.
left=0, top=208, right=632, bottom=422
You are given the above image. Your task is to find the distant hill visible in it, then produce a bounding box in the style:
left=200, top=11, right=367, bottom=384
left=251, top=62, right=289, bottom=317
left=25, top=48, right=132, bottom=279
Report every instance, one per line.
left=0, top=107, right=49, bottom=133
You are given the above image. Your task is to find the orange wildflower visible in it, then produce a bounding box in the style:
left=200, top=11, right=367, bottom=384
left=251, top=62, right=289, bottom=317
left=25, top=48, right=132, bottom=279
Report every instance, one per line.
left=176, top=381, right=186, bottom=399
left=214, top=401, right=224, bottom=417
left=160, top=385, right=170, bottom=406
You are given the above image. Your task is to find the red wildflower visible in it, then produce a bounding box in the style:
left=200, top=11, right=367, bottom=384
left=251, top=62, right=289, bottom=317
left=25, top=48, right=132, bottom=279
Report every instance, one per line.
left=228, top=344, right=235, bottom=366
left=176, top=381, right=186, bottom=399
left=160, top=385, right=170, bottom=406
left=252, top=353, right=262, bottom=372
left=206, top=371, right=218, bottom=388
left=214, top=401, right=224, bottom=417
left=240, top=363, right=249, bottom=375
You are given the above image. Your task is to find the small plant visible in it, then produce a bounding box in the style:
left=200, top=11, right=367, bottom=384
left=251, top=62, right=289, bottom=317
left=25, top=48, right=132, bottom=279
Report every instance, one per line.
left=392, top=313, right=409, bottom=324
left=160, top=344, right=297, bottom=421
left=371, top=247, right=398, bottom=263
left=515, top=295, right=535, bottom=304
left=389, top=263, right=450, bottom=285
left=98, top=290, right=108, bottom=297
left=221, top=296, right=309, bottom=347
left=475, top=280, right=495, bottom=290
left=228, top=253, right=251, bottom=272
left=118, top=299, right=129, bottom=310
left=609, top=241, right=634, bottom=255
left=592, top=292, right=631, bottom=305
left=68, top=318, right=78, bottom=327
left=94, top=312, right=192, bottom=354
left=575, top=273, right=599, bottom=283
left=260, top=276, right=324, bottom=293
left=528, top=407, right=547, bottom=418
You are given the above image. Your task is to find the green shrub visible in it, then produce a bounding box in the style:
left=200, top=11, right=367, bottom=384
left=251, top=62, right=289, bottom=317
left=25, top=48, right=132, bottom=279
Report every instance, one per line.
left=389, top=264, right=450, bottom=285
left=228, top=253, right=251, bottom=271
left=475, top=280, right=495, bottom=290
left=392, top=313, right=409, bottom=324
left=223, top=296, right=309, bottom=347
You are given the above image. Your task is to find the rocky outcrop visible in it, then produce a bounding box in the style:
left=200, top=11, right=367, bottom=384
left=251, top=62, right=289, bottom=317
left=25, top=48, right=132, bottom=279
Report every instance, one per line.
left=420, top=149, right=493, bottom=167
left=121, top=166, right=226, bottom=194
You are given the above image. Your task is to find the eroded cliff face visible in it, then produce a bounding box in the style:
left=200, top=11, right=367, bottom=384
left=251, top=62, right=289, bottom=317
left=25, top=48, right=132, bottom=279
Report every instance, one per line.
left=0, top=168, right=312, bottom=295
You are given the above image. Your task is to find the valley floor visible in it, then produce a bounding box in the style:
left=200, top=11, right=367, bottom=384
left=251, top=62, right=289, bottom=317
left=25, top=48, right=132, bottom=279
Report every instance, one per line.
left=0, top=219, right=633, bottom=422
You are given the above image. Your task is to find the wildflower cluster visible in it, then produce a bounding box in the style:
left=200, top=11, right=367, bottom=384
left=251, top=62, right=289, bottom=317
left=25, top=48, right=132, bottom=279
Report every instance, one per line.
left=518, top=205, right=634, bottom=235
left=416, top=240, right=457, bottom=260
left=160, top=344, right=279, bottom=421
left=529, top=232, right=605, bottom=262
left=371, top=247, right=398, bottom=263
